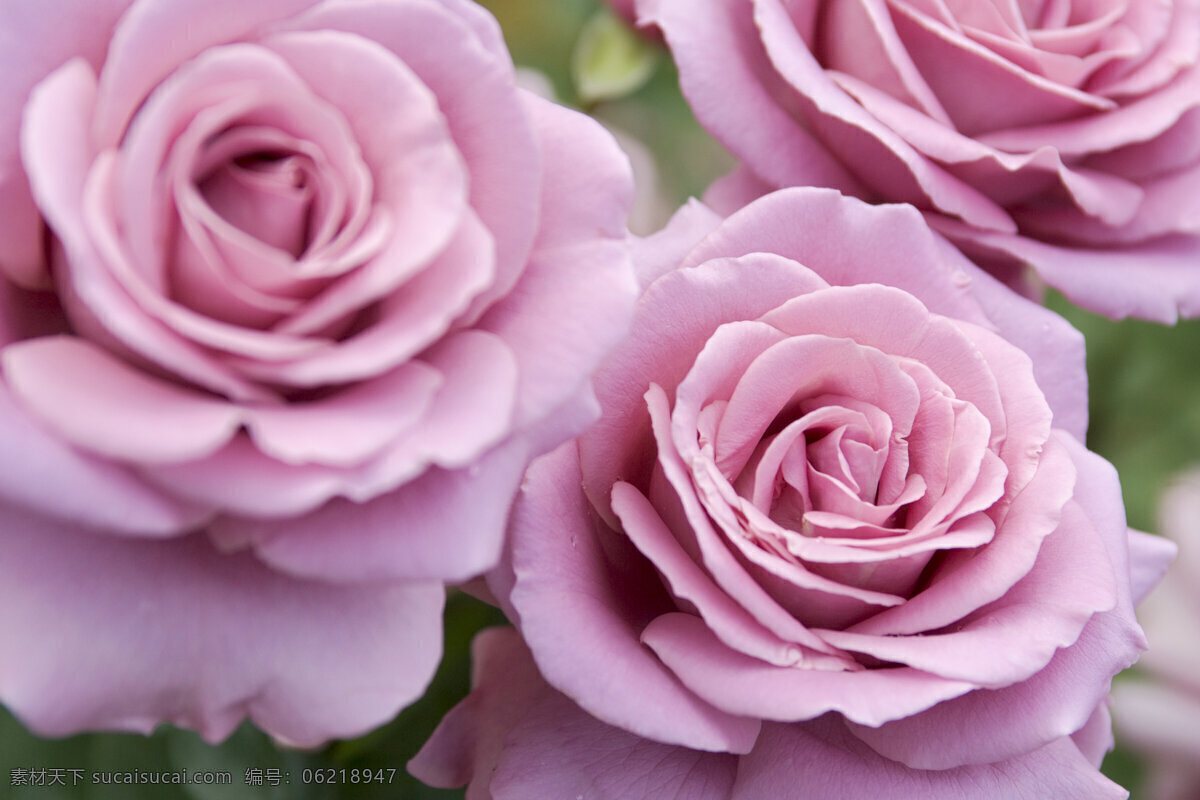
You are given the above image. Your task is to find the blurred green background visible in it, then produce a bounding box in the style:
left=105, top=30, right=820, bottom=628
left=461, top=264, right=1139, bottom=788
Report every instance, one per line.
left=4, top=0, right=1198, bottom=797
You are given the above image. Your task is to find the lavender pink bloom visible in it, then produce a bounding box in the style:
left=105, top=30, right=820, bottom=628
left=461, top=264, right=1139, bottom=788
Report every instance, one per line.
left=0, top=0, right=636, bottom=744
left=414, top=188, right=1174, bottom=798
left=644, top=0, right=1200, bottom=321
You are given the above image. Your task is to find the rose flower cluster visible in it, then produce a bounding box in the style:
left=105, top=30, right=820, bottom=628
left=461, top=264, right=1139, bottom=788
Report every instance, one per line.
left=0, top=1, right=1191, bottom=798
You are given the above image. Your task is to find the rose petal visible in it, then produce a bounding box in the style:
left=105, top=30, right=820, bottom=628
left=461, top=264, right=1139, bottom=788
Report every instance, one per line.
left=3, top=335, right=241, bottom=463
left=642, top=612, right=975, bottom=725
left=90, top=0, right=322, bottom=145
left=409, top=626, right=552, bottom=797
left=581, top=250, right=829, bottom=525
left=0, top=501, right=443, bottom=746
left=731, top=718, right=1126, bottom=800
left=0, top=379, right=209, bottom=536
left=750, top=0, right=1018, bottom=230
left=937, top=217, right=1200, bottom=321
left=264, top=28, right=468, bottom=334
left=478, top=93, right=637, bottom=431
left=613, top=480, right=850, bottom=667
left=488, top=676, right=740, bottom=800
left=0, top=0, right=129, bottom=288
left=640, top=0, right=865, bottom=194
left=509, top=443, right=762, bottom=755
left=242, top=360, right=441, bottom=468
left=225, top=434, right=534, bottom=583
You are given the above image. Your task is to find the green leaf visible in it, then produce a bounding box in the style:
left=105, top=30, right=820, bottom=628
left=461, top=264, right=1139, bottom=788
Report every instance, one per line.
left=572, top=8, right=657, bottom=104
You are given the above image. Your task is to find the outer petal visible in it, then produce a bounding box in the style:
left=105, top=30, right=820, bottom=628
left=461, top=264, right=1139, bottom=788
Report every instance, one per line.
left=223, top=433, right=535, bottom=583
left=488, top=682, right=739, bottom=800
left=509, top=443, right=762, bottom=754
left=3, top=335, right=242, bottom=463
left=409, top=627, right=547, bottom=799
left=480, top=93, right=637, bottom=431
left=0, top=502, right=443, bottom=746
left=411, top=627, right=740, bottom=800
left=0, top=0, right=131, bottom=287
left=0, top=380, right=210, bottom=536
left=952, top=253, right=1089, bottom=440
left=681, top=189, right=995, bottom=329
left=938, top=219, right=1200, bottom=322
left=641, top=0, right=863, bottom=195
left=732, top=718, right=1126, bottom=800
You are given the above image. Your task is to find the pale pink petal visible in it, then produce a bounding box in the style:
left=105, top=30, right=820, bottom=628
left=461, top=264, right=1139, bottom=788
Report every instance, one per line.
left=1071, top=702, right=1114, bottom=768
left=147, top=435, right=348, bottom=518
left=0, top=380, right=210, bottom=536
left=263, top=29, right=469, bottom=334
left=243, top=360, right=441, bottom=467
left=641, top=612, right=975, bottom=725
left=409, top=627, right=552, bottom=798
left=978, top=65, right=1200, bottom=156
left=640, top=0, right=865, bottom=195
left=684, top=190, right=996, bottom=328
left=950, top=256, right=1088, bottom=441
left=509, top=443, right=762, bottom=754
left=888, top=1, right=1116, bottom=134
left=231, top=211, right=495, bottom=387
left=613, top=480, right=849, bottom=667
left=0, top=0, right=130, bottom=288
left=226, top=435, right=534, bottom=583
left=938, top=217, right=1200, bottom=322
left=833, top=71, right=1144, bottom=225
left=0, top=502, right=443, bottom=746
left=750, top=0, right=1017, bottom=231
left=1127, top=528, right=1177, bottom=605
left=488, top=680, right=739, bottom=800
left=479, top=94, right=637, bottom=431
left=847, top=604, right=1147, bottom=769
left=841, top=431, right=1074, bottom=635
left=818, top=0, right=954, bottom=124
left=367, top=330, right=518, bottom=473
left=846, top=435, right=1147, bottom=768
left=816, top=501, right=1118, bottom=685
left=649, top=384, right=891, bottom=642
left=580, top=250, right=828, bottom=525
left=151, top=330, right=518, bottom=517
left=3, top=336, right=241, bottom=463
left=90, top=0, right=322, bottom=145
left=412, top=627, right=740, bottom=800
left=732, top=718, right=1126, bottom=800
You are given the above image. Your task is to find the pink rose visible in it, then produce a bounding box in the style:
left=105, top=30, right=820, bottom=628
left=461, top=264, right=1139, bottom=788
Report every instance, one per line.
left=0, top=0, right=636, bottom=744
left=1112, top=469, right=1200, bottom=800
left=643, top=0, right=1200, bottom=321
left=417, top=189, right=1174, bottom=797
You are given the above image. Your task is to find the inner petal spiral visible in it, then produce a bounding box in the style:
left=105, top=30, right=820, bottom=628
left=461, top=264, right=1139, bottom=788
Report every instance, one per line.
left=198, top=149, right=316, bottom=259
